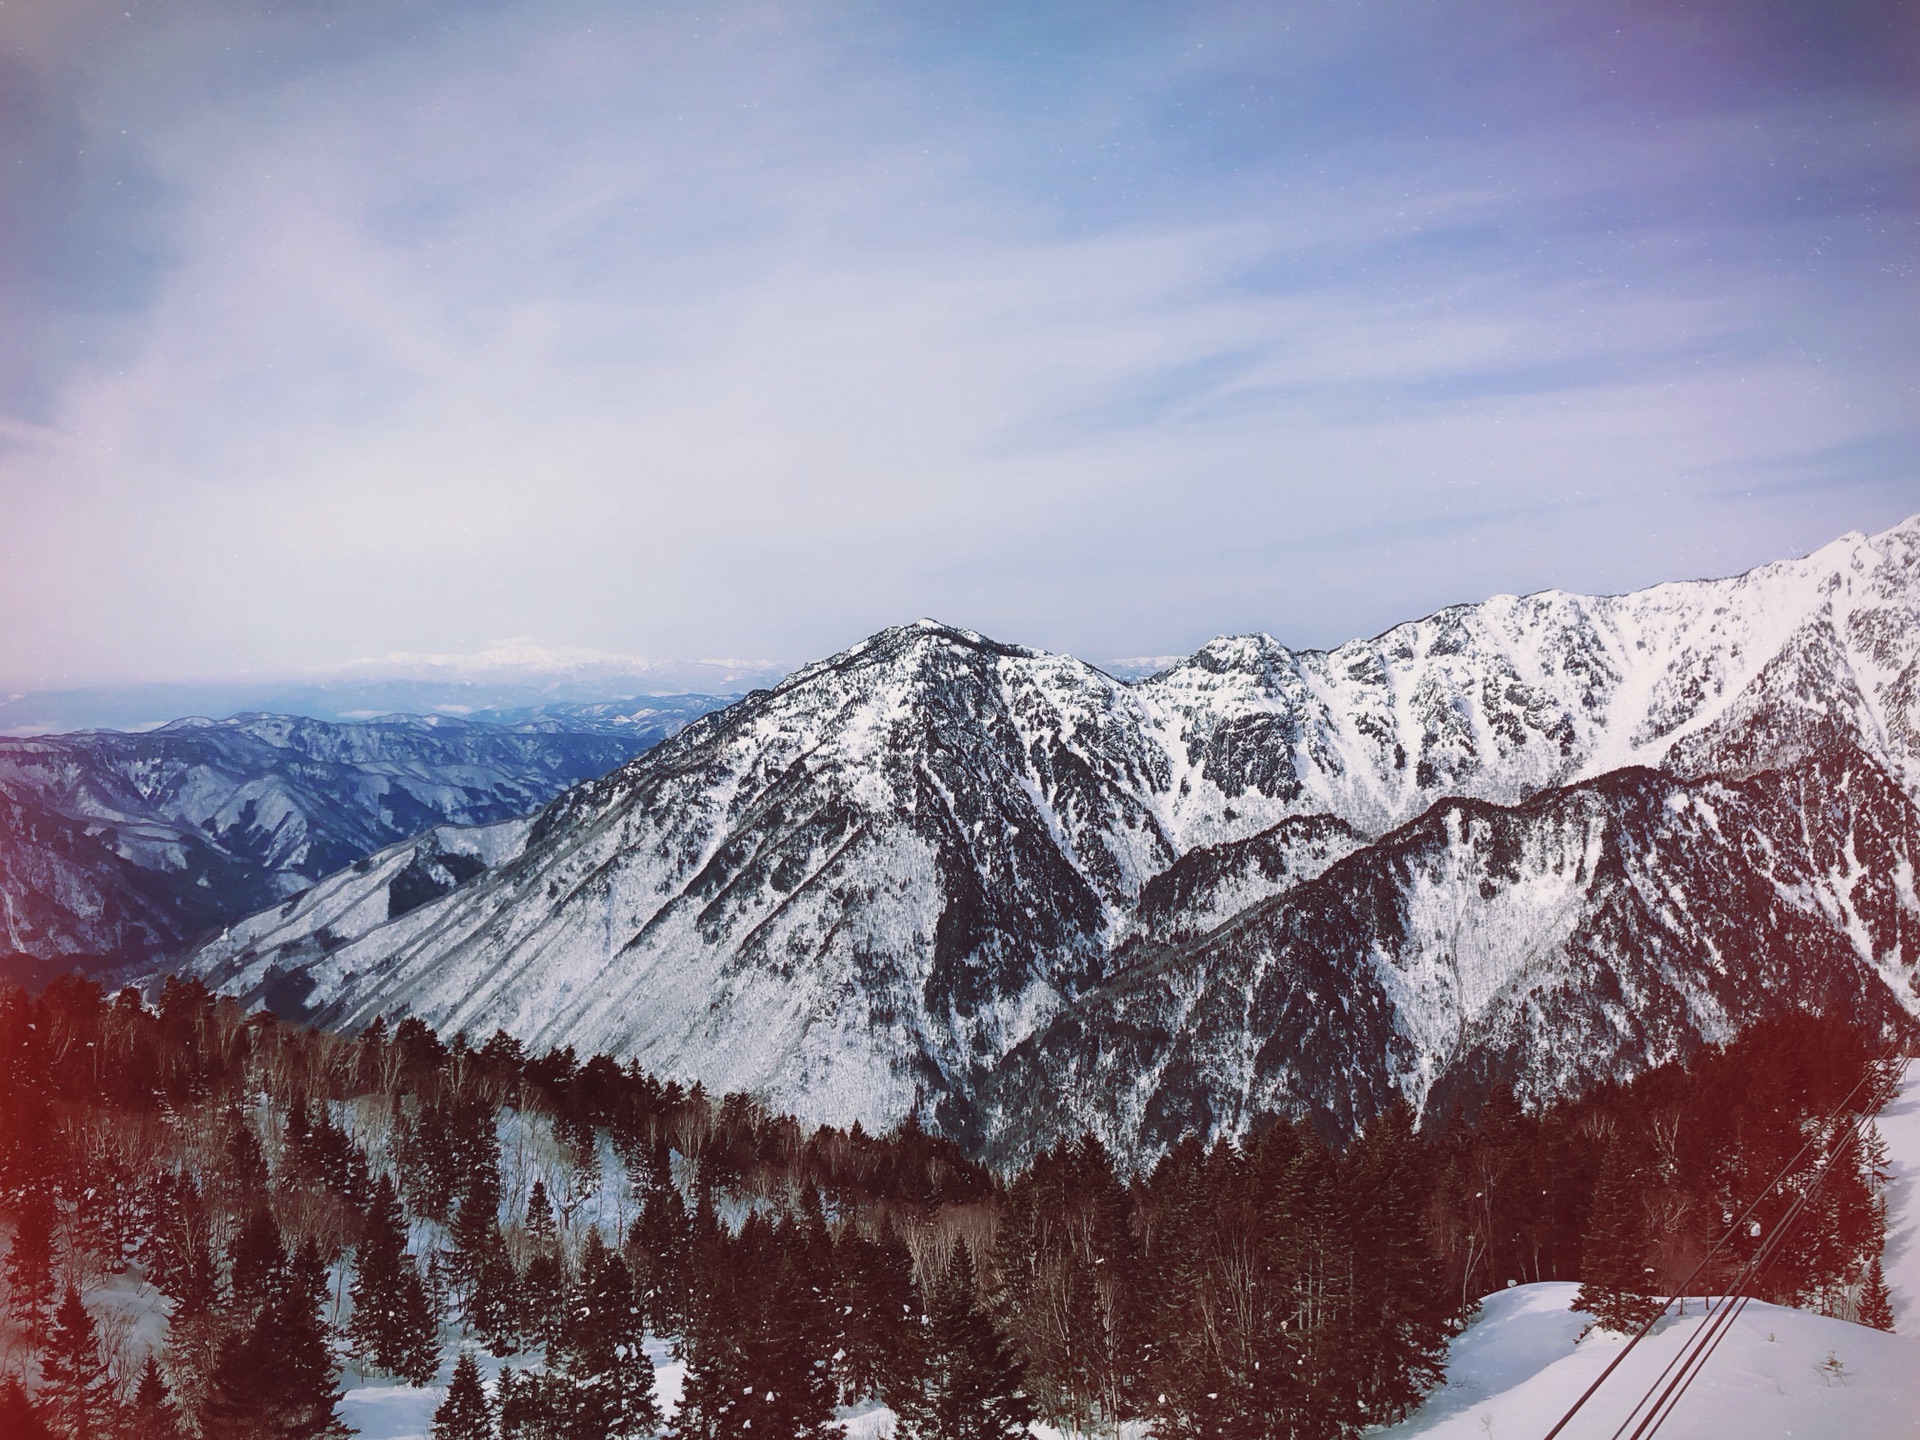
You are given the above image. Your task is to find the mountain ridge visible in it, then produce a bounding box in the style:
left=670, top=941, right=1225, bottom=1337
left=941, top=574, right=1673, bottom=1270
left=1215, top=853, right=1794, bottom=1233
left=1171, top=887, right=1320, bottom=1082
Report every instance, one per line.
left=172, top=515, right=1920, bottom=1157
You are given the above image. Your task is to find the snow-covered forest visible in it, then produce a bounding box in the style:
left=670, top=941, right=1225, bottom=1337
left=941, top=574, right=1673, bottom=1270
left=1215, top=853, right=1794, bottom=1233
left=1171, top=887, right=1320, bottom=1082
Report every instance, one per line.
left=0, top=977, right=1899, bottom=1439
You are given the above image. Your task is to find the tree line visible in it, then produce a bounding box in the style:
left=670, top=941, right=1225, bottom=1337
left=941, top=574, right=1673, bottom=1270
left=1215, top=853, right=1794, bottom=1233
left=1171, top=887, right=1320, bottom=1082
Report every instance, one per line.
left=0, top=975, right=1898, bottom=1439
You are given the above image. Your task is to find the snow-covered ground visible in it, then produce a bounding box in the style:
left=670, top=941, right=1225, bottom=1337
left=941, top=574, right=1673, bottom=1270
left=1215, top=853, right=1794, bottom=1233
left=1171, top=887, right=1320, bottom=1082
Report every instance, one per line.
left=1374, top=1284, right=1919, bottom=1439
left=1379, top=1058, right=1920, bottom=1440
left=1881, top=1058, right=1920, bottom=1331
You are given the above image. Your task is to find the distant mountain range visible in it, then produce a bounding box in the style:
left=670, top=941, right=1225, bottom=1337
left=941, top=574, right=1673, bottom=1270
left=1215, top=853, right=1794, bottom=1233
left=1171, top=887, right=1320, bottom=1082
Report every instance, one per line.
left=173, top=516, right=1920, bottom=1160
left=0, top=642, right=782, bottom=735
left=0, top=698, right=729, bottom=979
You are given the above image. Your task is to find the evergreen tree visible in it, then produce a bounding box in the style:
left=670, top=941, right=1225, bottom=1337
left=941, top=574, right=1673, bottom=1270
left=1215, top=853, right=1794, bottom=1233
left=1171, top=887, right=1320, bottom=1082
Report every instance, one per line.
left=470, top=1232, right=522, bottom=1356
left=284, top=1238, right=351, bottom=1437
left=525, top=1178, right=557, bottom=1246
left=1573, top=1137, right=1667, bottom=1333
left=350, top=1173, right=441, bottom=1384
left=895, top=1247, right=1033, bottom=1440
left=731, top=1215, right=842, bottom=1440
left=1859, top=1254, right=1895, bottom=1332
left=399, top=1098, right=463, bottom=1223
left=432, top=1351, right=494, bottom=1440
left=629, top=1159, right=691, bottom=1337
left=550, top=1240, right=660, bottom=1440
left=42, top=1285, right=113, bottom=1440
left=127, top=1354, right=186, bottom=1440
left=833, top=1226, right=922, bottom=1408
left=520, top=1248, right=569, bottom=1352
left=2, top=1187, right=55, bottom=1333
left=1339, top=1102, right=1450, bottom=1427
left=450, top=1169, right=504, bottom=1298
left=496, top=1365, right=561, bottom=1440
left=667, top=1196, right=752, bottom=1440
left=203, top=1239, right=349, bottom=1440
left=220, top=1115, right=270, bottom=1209
left=228, top=1207, right=287, bottom=1317
left=0, top=1379, right=52, bottom=1440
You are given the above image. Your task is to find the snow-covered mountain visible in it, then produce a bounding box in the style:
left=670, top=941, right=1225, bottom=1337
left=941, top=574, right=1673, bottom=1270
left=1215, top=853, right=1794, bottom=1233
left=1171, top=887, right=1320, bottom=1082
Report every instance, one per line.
left=176, top=517, right=1920, bottom=1152
left=0, top=709, right=714, bottom=969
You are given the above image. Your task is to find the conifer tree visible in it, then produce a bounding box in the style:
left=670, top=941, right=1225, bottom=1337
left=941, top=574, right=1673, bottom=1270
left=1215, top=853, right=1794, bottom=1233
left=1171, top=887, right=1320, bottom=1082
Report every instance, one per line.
left=739, top=1215, right=842, bottom=1440
left=526, top=1178, right=557, bottom=1246
left=495, top=1365, right=563, bottom=1440
left=228, top=1207, right=287, bottom=1317
left=520, top=1247, right=568, bottom=1353
left=42, top=1285, right=113, bottom=1440
left=432, top=1352, right=494, bottom=1440
left=470, top=1232, right=521, bottom=1356
left=551, top=1240, right=660, bottom=1439
left=127, top=1354, right=186, bottom=1440
left=1859, top=1254, right=1895, bottom=1332
left=667, top=1193, right=751, bottom=1440
left=450, top=1168, right=504, bottom=1298
left=0, top=1379, right=52, bottom=1440
left=203, top=1238, right=349, bottom=1440
left=894, top=1247, right=1033, bottom=1440
left=2, top=1187, right=55, bottom=1333
left=1340, top=1102, right=1449, bottom=1427
left=1573, top=1137, right=1666, bottom=1333
left=444, top=1174, right=514, bottom=1353
left=221, top=1115, right=270, bottom=1209
left=833, top=1226, right=922, bottom=1408
left=350, top=1173, right=441, bottom=1384
left=284, top=1237, right=350, bottom=1436
left=399, top=1098, right=463, bottom=1223
left=629, top=1158, right=691, bottom=1337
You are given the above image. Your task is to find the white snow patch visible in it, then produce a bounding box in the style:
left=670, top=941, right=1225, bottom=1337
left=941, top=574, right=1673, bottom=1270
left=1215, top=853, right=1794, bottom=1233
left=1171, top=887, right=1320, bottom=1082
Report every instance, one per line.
left=1377, top=1283, right=1920, bottom=1439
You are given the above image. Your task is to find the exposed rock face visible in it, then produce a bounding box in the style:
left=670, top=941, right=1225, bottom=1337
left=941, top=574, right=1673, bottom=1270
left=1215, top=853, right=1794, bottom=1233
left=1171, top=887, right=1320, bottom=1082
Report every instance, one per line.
left=174, top=517, right=1920, bottom=1157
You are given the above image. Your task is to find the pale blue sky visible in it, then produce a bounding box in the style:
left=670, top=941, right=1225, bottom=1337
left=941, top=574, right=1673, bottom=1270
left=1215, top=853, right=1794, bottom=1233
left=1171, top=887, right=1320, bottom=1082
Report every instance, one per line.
left=1, top=0, right=1915, bottom=685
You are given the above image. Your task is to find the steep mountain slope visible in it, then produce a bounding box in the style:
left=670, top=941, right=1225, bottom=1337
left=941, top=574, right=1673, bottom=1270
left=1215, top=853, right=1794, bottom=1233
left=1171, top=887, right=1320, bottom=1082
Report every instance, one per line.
left=174, top=516, right=1920, bottom=1147
left=0, top=710, right=700, bottom=965
left=978, top=743, right=1920, bottom=1159
left=185, top=623, right=1180, bottom=1125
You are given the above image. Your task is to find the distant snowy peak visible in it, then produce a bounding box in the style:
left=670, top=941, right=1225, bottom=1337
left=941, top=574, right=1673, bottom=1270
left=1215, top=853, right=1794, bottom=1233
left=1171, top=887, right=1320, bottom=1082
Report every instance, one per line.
left=326, top=639, right=788, bottom=697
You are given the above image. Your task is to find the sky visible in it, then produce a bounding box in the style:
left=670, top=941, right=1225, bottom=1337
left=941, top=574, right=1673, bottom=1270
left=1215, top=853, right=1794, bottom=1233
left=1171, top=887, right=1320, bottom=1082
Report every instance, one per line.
left=0, top=0, right=1915, bottom=688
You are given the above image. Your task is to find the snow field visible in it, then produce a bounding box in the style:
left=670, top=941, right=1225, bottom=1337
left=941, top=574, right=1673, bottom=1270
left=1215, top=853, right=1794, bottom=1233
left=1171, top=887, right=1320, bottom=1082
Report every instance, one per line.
left=1881, top=1059, right=1920, bottom=1332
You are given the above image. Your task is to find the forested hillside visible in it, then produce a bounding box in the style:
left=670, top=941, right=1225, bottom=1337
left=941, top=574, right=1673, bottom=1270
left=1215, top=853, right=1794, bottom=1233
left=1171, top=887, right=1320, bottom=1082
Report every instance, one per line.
left=0, top=980, right=1898, bottom=1438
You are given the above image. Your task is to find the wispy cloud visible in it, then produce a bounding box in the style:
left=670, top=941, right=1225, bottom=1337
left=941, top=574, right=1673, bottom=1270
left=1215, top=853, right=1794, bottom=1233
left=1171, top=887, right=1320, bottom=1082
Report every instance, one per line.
left=0, top=0, right=1914, bottom=685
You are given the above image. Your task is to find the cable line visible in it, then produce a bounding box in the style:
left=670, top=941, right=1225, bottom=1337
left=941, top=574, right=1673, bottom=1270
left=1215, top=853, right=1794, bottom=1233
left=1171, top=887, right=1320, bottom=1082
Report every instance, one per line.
left=1612, top=1082, right=1896, bottom=1440
left=1538, top=1030, right=1913, bottom=1440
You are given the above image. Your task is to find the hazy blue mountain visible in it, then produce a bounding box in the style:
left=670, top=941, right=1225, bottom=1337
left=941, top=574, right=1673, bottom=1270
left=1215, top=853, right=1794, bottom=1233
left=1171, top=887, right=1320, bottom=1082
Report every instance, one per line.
left=0, top=704, right=728, bottom=972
